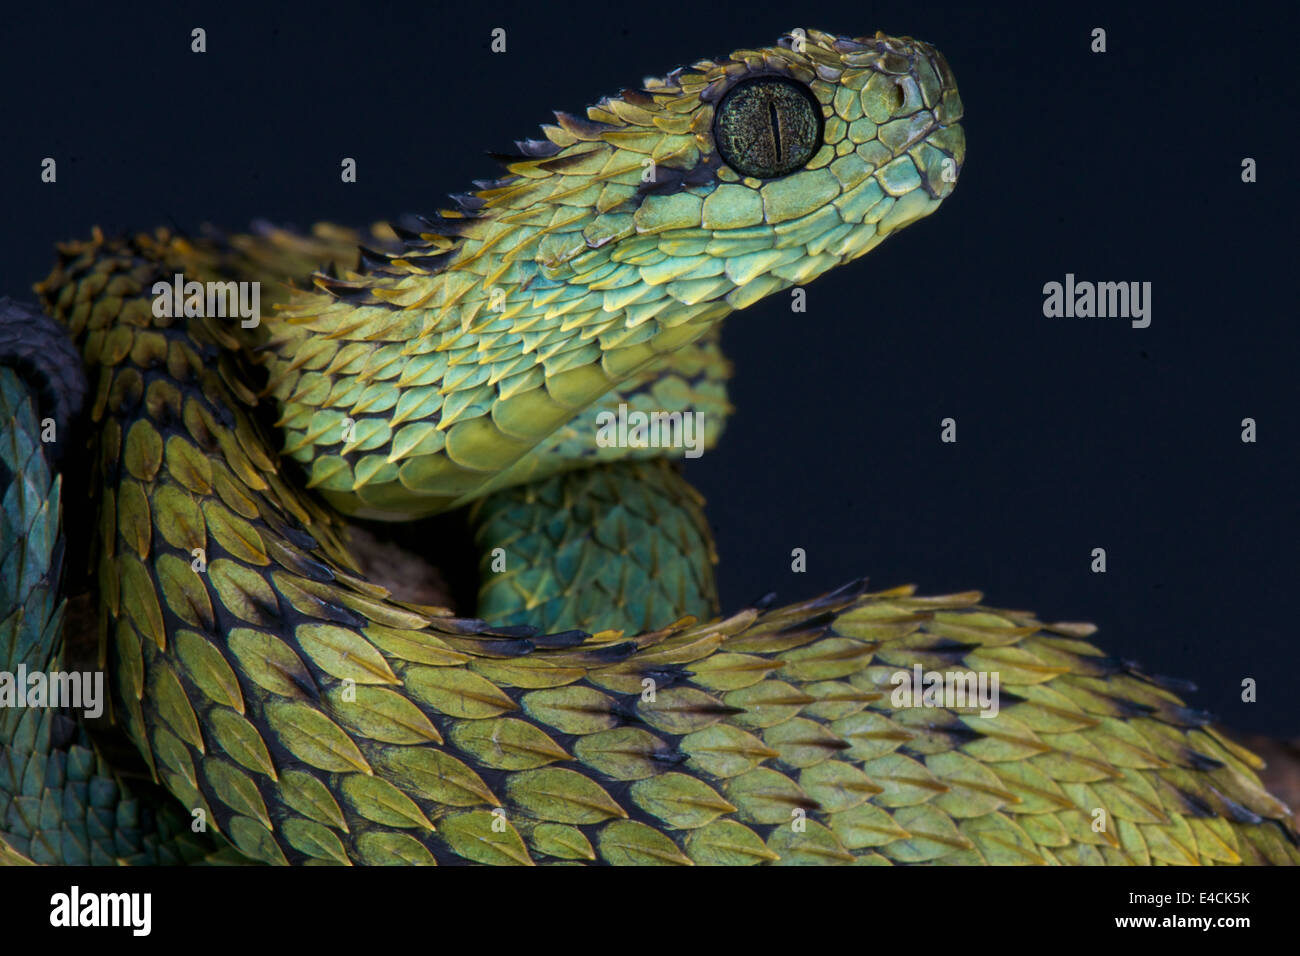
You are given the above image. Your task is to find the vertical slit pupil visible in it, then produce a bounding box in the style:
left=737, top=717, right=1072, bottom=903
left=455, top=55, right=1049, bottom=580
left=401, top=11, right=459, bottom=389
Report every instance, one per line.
left=714, top=76, right=823, bottom=178
left=768, top=101, right=782, bottom=161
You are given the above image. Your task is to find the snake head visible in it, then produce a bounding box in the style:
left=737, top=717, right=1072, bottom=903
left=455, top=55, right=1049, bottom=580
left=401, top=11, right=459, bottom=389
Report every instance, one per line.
left=270, top=29, right=965, bottom=518
left=511, top=27, right=966, bottom=303
left=632, top=28, right=967, bottom=283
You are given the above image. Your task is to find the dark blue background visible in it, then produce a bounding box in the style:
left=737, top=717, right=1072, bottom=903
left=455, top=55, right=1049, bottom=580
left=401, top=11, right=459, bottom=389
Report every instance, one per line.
left=3, top=1, right=1296, bottom=733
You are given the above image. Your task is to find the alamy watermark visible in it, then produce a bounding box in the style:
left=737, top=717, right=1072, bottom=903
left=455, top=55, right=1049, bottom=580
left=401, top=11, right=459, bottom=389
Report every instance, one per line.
left=0, top=665, right=104, bottom=718
left=594, top=403, right=706, bottom=458
left=152, top=272, right=261, bottom=328
left=50, top=886, right=150, bottom=936
left=890, top=664, right=1000, bottom=717
left=1042, top=273, right=1151, bottom=328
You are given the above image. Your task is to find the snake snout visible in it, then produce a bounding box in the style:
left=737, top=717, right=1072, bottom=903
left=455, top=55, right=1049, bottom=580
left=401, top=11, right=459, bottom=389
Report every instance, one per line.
left=872, top=33, right=965, bottom=188
left=913, top=40, right=965, bottom=181
left=811, top=31, right=966, bottom=243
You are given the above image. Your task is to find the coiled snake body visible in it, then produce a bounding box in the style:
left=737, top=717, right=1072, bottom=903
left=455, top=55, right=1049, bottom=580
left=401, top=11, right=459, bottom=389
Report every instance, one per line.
left=1, top=28, right=1297, bottom=865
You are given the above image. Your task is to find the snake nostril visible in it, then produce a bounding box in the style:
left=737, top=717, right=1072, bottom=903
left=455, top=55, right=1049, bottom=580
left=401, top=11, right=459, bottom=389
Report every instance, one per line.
left=887, top=81, right=905, bottom=113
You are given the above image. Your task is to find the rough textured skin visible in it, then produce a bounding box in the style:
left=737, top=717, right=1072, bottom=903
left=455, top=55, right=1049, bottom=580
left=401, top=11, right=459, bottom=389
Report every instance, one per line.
left=0, top=303, right=215, bottom=864
left=1, top=29, right=1297, bottom=865
left=471, top=458, right=719, bottom=635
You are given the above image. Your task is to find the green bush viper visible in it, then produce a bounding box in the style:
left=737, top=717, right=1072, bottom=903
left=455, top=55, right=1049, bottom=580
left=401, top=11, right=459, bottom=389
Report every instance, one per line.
left=1, top=27, right=1296, bottom=866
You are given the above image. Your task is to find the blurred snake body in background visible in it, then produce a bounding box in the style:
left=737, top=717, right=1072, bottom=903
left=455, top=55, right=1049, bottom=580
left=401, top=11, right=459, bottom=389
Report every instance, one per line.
left=1, top=28, right=1297, bottom=865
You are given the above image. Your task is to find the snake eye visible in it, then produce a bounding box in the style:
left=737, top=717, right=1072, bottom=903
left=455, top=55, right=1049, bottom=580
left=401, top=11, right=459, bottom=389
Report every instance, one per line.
left=713, top=76, right=824, bottom=179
